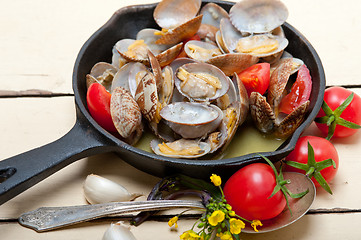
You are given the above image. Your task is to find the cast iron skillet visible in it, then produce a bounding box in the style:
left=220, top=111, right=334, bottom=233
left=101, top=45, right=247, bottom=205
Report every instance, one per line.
left=0, top=0, right=325, bottom=205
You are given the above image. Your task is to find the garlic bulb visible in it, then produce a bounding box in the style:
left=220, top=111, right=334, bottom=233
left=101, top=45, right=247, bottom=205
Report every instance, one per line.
left=83, top=174, right=142, bottom=204
left=102, top=222, right=137, bottom=240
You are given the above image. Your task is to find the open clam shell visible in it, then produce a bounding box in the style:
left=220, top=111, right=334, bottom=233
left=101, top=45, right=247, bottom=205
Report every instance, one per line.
left=86, top=62, right=117, bottom=90
left=229, top=0, right=289, bottom=34
left=174, top=62, right=230, bottom=102
left=184, top=40, right=222, bottom=62
left=200, top=2, right=229, bottom=28
left=153, top=0, right=202, bottom=30
left=150, top=138, right=211, bottom=159
left=160, top=102, right=223, bottom=139
left=234, top=33, right=289, bottom=58
left=155, top=15, right=203, bottom=45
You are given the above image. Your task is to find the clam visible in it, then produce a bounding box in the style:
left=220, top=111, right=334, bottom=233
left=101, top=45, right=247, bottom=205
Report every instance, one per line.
left=110, top=87, right=143, bottom=144
left=160, top=102, right=223, bottom=139
left=174, top=62, right=230, bottom=102
left=111, top=62, right=138, bottom=94
left=200, top=3, right=229, bottom=28
left=153, top=0, right=203, bottom=44
left=184, top=40, right=222, bottom=62
left=86, top=62, right=117, bottom=90
left=229, top=0, right=289, bottom=34
left=218, top=16, right=288, bottom=63
left=115, top=38, right=183, bottom=67
left=206, top=52, right=258, bottom=76
left=234, top=33, right=288, bottom=58
left=150, top=138, right=211, bottom=159
left=134, top=71, right=159, bottom=123
left=249, top=61, right=312, bottom=138
left=197, top=3, right=229, bottom=43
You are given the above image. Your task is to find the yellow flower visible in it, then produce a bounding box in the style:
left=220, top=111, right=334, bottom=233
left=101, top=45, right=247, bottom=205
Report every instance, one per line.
left=180, top=230, right=201, bottom=240
left=251, top=220, right=263, bottom=232
left=229, top=218, right=245, bottom=234
left=210, top=174, right=222, bottom=186
left=208, top=210, right=225, bottom=226
left=168, top=216, right=178, bottom=228
left=216, top=231, right=233, bottom=240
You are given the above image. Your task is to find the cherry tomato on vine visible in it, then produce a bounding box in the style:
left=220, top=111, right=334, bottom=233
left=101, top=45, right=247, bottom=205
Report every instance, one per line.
left=284, top=136, right=339, bottom=194
left=237, top=63, right=270, bottom=97
left=315, top=87, right=361, bottom=139
left=278, top=64, right=312, bottom=114
left=224, top=163, right=286, bottom=220
left=86, top=83, right=117, bottom=132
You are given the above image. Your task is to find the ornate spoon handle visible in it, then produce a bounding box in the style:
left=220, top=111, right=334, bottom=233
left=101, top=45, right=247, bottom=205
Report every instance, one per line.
left=18, top=200, right=204, bottom=232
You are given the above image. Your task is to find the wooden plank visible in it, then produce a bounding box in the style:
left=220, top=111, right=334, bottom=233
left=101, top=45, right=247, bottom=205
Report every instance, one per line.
left=1, top=213, right=361, bottom=240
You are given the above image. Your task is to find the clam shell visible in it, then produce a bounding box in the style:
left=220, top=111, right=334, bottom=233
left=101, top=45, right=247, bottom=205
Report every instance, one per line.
left=250, top=91, right=276, bottom=134
left=229, top=0, right=289, bottom=34
left=235, top=33, right=289, bottom=58
left=267, top=57, right=293, bottom=112
left=116, top=39, right=149, bottom=63
left=148, top=50, right=163, bottom=92
left=233, top=73, right=249, bottom=126
left=275, top=100, right=310, bottom=138
left=160, top=102, right=223, bottom=139
left=155, top=15, right=203, bottom=45
left=128, top=62, right=149, bottom=97
left=184, top=40, right=222, bottom=62
left=135, top=71, right=158, bottom=123
left=150, top=138, right=211, bottom=159
left=158, top=66, right=174, bottom=106
left=219, top=18, right=245, bottom=53
left=200, top=2, right=229, bottom=28
left=86, top=62, right=117, bottom=90
left=153, top=0, right=201, bottom=30
left=110, top=87, right=142, bottom=139
left=174, top=62, right=230, bottom=102
left=136, top=28, right=173, bottom=55
left=111, top=62, right=137, bottom=93
left=156, top=42, right=183, bottom=67
left=207, top=52, right=258, bottom=76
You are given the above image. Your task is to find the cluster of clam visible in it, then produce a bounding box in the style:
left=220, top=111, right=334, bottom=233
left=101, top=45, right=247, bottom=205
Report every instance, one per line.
left=86, top=0, right=311, bottom=159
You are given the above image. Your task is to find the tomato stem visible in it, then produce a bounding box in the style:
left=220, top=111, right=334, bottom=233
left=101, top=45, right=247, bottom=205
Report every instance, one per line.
left=315, top=92, right=361, bottom=140
left=285, top=142, right=336, bottom=195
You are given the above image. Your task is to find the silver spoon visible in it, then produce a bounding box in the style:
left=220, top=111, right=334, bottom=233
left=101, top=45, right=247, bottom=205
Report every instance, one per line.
left=18, top=199, right=205, bottom=232
left=18, top=172, right=315, bottom=233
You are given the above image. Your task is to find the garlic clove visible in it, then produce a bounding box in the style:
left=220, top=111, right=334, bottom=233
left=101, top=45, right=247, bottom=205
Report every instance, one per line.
left=102, top=221, right=137, bottom=240
left=83, top=174, right=142, bottom=204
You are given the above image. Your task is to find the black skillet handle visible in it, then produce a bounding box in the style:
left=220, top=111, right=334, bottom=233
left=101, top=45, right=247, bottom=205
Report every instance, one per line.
left=0, top=113, right=118, bottom=206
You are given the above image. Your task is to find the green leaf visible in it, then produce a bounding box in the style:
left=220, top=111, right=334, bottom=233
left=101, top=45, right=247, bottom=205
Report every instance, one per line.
left=314, top=172, right=333, bottom=194
left=334, top=92, right=354, bottom=116
left=285, top=161, right=309, bottom=171
left=336, top=117, right=361, bottom=129
left=321, top=100, right=333, bottom=116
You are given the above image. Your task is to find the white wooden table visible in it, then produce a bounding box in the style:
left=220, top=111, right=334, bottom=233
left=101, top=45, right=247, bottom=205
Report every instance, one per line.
left=1, top=0, right=361, bottom=239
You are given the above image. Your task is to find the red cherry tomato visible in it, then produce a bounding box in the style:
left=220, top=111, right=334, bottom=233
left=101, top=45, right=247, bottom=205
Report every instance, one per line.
left=316, top=87, right=361, bottom=138
left=279, top=64, right=312, bottom=114
left=224, top=163, right=286, bottom=220
left=237, top=63, right=270, bottom=97
left=86, top=83, right=116, bottom=132
left=284, top=136, right=339, bottom=187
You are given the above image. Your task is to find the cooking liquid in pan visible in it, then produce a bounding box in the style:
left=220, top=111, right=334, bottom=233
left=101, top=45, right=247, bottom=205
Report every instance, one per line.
left=135, top=118, right=285, bottom=159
